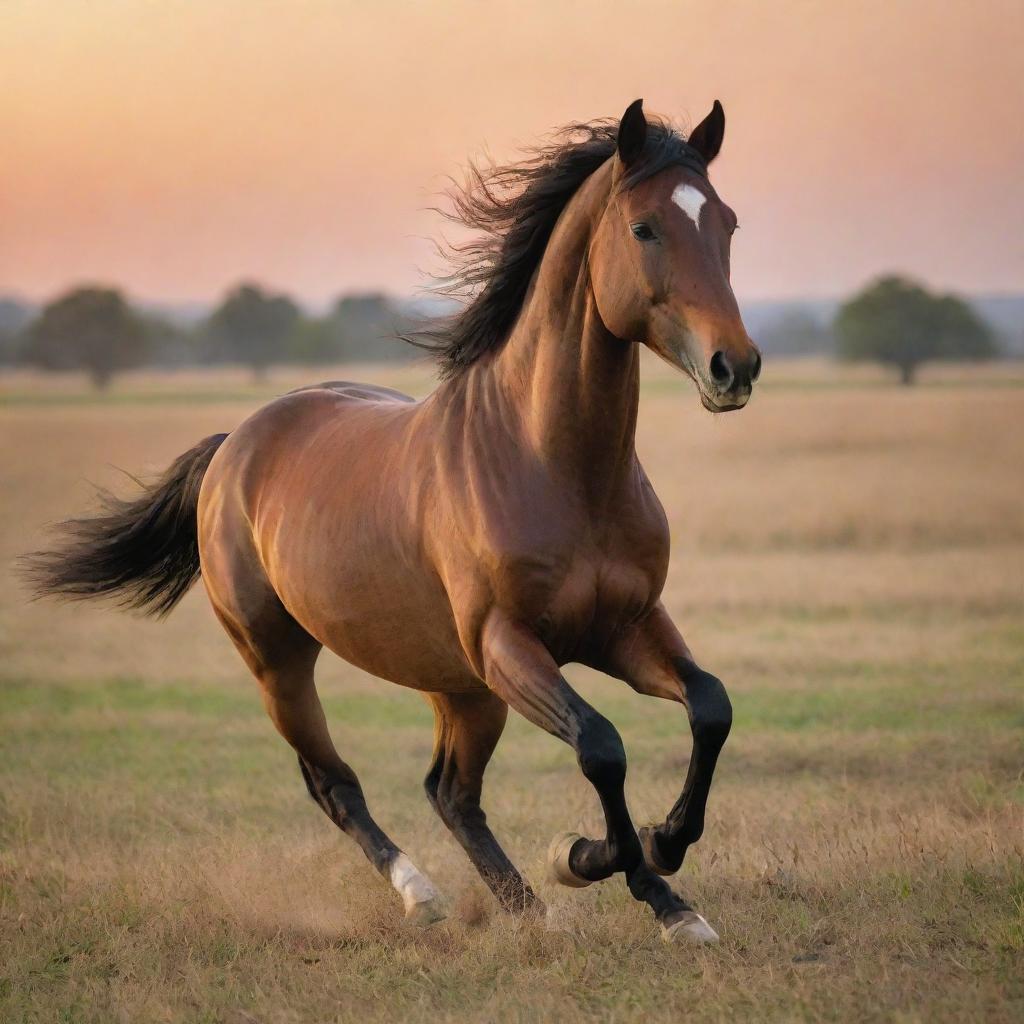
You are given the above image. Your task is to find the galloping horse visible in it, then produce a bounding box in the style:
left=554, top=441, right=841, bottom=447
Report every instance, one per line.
left=27, top=99, right=760, bottom=942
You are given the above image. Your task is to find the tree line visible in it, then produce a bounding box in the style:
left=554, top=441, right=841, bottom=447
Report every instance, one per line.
left=2, top=283, right=420, bottom=388
left=0, top=274, right=1002, bottom=388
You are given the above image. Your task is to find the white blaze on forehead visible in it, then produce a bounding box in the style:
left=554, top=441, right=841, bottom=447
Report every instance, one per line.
left=671, top=183, right=707, bottom=230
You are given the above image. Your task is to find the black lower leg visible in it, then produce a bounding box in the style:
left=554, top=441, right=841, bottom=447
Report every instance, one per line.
left=646, top=661, right=731, bottom=873
left=299, top=756, right=402, bottom=878
left=481, top=620, right=697, bottom=925
left=566, top=711, right=636, bottom=881
left=424, top=756, right=537, bottom=913
left=566, top=708, right=690, bottom=923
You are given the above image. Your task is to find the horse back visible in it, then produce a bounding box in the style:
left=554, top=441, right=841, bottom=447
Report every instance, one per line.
left=285, top=380, right=417, bottom=404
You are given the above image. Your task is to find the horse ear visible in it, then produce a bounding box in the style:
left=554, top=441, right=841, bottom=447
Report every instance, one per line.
left=688, top=100, right=725, bottom=164
left=617, top=99, right=647, bottom=166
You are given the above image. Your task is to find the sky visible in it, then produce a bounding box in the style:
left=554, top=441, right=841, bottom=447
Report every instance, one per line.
left=2, top=0, right=1022, bottom=307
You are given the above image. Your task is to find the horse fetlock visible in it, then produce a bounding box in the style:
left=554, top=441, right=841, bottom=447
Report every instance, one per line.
left=547, top=832, right=593, bottom=888
left=491, top=874, right=543, bottom=916
left=639, top=824, right=684, bottom=876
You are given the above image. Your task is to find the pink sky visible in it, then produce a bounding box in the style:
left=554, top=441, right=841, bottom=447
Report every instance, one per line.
left=2, top=0, right=1022, bottom=306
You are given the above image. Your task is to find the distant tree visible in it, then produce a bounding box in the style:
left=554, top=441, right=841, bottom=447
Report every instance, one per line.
left=331, top=293, right=416, bottom=363
left=207, top=283, right=299, bottom=377
left=0, top=328, right=16, bottom=366
left=757, top=308, right=834, bottom=357
left=835, top=276, right=997, bottom=385
left=23, top=287, right=147, bottom=388
left=139, top=313, right=197, bottom=368
left=0, top=297, right=35, bottom=364
left=0, top=297, right=35, bottom=335
left=286, top=315, right=346, bottom=365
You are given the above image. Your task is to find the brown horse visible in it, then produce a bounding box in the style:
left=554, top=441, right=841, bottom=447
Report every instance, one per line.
left=26, top=99, right=760, bottom=942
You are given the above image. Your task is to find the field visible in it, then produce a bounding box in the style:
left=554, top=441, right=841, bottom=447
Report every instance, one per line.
left=1, top=358, right=1022, bottom=1023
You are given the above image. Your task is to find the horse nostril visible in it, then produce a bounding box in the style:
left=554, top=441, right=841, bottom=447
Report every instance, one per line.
left=751, top=350, right=762, bottom=382
left=709, top=351, right=732, bottom=387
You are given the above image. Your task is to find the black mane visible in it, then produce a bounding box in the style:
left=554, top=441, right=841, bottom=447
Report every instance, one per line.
left=408, top=117, right=708, bottom=379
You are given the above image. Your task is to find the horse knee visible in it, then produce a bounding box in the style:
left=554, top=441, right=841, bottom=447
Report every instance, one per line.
left=577, top=712, right=627, bottom=788
left=694, top=690, right=732, bottom=747
left=678, top=662, right=732, bottom=746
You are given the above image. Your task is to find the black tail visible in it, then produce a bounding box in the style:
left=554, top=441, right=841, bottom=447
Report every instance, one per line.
left=21, top=433, right=229, bottom=618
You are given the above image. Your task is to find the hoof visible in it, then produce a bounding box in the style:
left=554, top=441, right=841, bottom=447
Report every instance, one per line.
left=660, top=910, right=719, bottom=944
left=547, top=832, right=592, bottom=888
left=404, top=894, right=447, bottom=928
left=639, top=825, right=678, bottom=877
left=390, top=853, right=446, bottom=926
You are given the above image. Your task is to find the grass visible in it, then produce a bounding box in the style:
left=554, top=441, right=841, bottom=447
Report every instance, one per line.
left=1, top=359, right=1022, bottom=1022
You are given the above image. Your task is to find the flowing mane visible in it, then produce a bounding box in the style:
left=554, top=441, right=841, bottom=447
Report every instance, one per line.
left=411, top=117, right=709, bottom=378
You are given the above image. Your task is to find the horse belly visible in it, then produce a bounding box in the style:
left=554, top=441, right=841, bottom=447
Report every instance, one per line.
left=271, top=530, right=482, bottom=693
left=323, top=591, right=480, bottom=692
left=224, top=388, right=481, bottom=693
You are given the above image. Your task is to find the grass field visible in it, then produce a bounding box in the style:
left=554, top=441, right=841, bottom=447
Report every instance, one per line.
left=1, top=358, right=1022, bottom=1023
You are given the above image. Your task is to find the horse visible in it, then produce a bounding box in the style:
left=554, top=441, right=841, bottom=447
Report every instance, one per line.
left=25, top=98, right=761, bottom=943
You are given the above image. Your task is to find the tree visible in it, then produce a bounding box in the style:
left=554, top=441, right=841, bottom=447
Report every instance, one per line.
left=206, top=283, right=299, bottom=377
left=0, top=298, right=35, bottom=366
left=286, top=315, right=346, bottom=365
left=835, top=276, right=997, bottom=385
left=331, top=293, right=417, bottom=363
left=757, top=308, right=834, bottom=357
left=23, top=287, right=147, bottom=388
left=139, top=313, right=196, bottom=368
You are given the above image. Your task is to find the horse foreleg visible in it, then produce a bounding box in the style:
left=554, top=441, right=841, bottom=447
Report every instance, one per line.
left=480, top=614, right=715, bottom=942
left=602, top=604, right=732, bottom=880
left=424, top=690, right=540, bottom=914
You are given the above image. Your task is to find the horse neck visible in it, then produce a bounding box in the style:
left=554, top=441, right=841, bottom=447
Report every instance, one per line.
left=477, top=161, right=641, bottom=500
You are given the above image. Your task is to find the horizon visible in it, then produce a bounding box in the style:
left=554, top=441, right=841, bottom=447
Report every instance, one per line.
left=3, top=2, right=1023, bottom=306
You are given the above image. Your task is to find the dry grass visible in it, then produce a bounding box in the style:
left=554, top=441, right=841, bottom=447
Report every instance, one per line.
left=1, top=358, right=1022, bottom=1023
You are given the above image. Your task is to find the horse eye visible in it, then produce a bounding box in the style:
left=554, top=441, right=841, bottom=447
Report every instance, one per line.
left=630, top=222, right=657, bottom=242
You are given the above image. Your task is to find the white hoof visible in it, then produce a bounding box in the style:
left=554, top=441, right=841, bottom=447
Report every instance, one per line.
left=404, top=894, right=447, bottom=928
left=547, top=832, right=592, bottom=888
left=389, top=853, right=446, bottom=926
left=661, top=911, right=719, bottom=944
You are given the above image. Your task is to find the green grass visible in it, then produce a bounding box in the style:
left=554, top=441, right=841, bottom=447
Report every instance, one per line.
left=2, top=639, right=1023, bottom=1022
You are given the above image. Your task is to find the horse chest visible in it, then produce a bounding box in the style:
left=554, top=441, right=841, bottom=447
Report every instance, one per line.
left=557, top=555, right=657, bottom=632
left=491, top=532, right=666, bottom=656
left=452, top=460, right=671, bottom=662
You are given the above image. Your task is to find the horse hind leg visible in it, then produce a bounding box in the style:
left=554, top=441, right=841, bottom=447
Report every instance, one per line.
left=297, top=753, right=445, bottom=926
left=207, top=578, right=445, bottom=926
left=424, top=690, right=540, bottom=914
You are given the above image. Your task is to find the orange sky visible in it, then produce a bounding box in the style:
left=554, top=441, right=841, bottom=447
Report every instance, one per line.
left=2, top=0, right=1022, bottom=306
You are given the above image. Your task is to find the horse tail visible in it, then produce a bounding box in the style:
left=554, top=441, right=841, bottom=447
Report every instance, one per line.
left=21, top=433, right=229, bottom=618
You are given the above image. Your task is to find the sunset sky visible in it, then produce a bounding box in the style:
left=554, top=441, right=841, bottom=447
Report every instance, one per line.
left=3, top=0, right=1022, bottom=307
